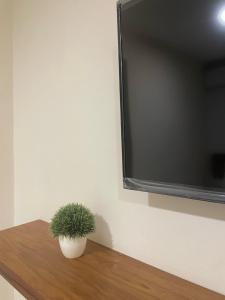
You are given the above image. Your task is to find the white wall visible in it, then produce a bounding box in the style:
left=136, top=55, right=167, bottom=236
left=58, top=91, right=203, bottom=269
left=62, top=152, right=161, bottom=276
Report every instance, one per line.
left=0, top=0, right=14, bottom=299
left=12, top=0, right=225, bottom=297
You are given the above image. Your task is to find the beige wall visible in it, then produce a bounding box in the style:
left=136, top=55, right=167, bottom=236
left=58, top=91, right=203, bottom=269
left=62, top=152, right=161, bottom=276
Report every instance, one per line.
left=12, top=0, right=225, bottom=298
left=0, top=0, right=14, bottom=299
left=0, top=0, right=13, bottom=230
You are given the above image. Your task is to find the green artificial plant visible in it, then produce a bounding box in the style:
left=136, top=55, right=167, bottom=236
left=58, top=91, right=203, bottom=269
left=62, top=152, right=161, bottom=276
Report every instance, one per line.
left=50, top=203, right=95, bottom=239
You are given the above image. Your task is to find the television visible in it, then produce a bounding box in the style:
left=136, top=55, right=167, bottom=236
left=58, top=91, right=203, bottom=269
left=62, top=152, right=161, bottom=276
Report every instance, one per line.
left=117, top=0, right=225, bottom=203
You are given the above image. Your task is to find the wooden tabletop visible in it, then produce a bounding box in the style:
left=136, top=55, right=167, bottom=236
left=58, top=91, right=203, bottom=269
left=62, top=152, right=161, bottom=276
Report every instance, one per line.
left=0, top=220, right=224, bottom=300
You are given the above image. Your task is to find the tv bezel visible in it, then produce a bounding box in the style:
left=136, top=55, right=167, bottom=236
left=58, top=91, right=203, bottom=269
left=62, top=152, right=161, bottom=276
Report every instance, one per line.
left=117, top=0, right=225, bottom=204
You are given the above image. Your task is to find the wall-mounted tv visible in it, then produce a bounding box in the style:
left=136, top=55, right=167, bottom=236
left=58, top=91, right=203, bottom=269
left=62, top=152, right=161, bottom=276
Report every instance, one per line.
left=117, top=0, right=225, bottom=203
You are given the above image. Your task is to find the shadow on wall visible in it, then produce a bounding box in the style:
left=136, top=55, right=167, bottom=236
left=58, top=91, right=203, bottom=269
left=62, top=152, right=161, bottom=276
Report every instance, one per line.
left=148, top=193, right=225, bottom=222
left=90, top=214, right=113, bottom=248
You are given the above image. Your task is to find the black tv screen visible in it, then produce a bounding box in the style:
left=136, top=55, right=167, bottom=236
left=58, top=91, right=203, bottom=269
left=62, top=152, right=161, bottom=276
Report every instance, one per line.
left=117, top=0, right=225, bottom=203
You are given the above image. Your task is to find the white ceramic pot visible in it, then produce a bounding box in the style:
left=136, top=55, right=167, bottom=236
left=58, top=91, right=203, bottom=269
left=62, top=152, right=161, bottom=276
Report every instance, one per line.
left=59, top=236, right=87, bottom=259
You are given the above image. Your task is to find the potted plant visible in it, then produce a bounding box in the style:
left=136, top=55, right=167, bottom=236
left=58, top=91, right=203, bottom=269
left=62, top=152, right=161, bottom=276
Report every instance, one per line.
left=50, top=203, right=95, bottom=259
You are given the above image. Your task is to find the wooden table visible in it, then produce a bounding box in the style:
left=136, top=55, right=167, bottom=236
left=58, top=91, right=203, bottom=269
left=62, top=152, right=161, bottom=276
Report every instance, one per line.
left=0, top=220, right=224, bottom=300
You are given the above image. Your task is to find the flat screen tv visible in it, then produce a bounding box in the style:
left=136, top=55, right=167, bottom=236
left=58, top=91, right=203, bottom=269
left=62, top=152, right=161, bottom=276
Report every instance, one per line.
left=117, top=0, right=225, bottom=203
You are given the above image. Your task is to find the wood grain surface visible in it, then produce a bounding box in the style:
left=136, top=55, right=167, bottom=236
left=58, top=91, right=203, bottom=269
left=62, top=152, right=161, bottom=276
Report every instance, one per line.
left=0, top=220, right=224, bottom=300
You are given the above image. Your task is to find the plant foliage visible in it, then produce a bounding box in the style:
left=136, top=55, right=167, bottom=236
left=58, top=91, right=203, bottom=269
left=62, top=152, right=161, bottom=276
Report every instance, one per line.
left=50, top=203, right=95, bottom=238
